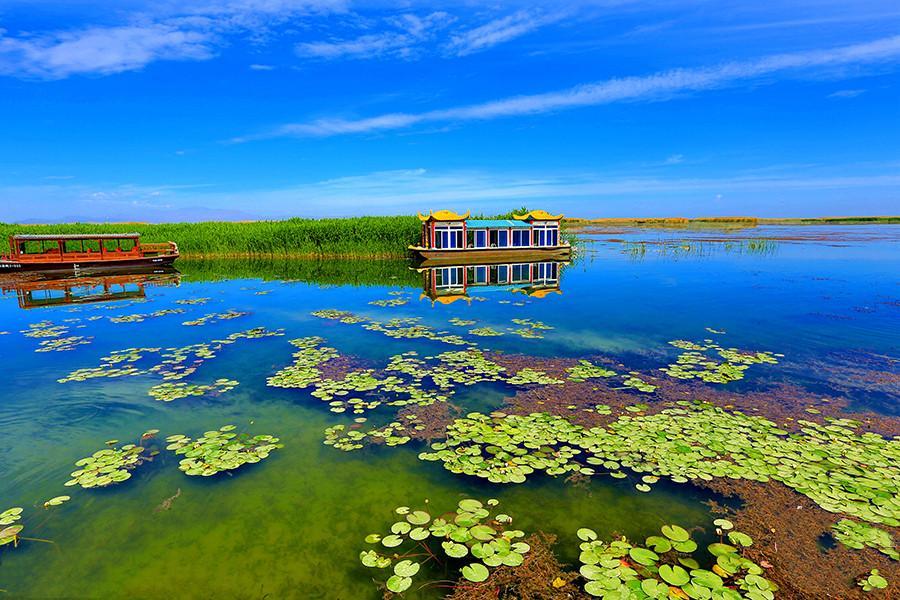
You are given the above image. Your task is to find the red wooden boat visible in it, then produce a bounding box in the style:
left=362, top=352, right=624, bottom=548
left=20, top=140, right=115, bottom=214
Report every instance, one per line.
left=0, top=233, right=179, bottom=273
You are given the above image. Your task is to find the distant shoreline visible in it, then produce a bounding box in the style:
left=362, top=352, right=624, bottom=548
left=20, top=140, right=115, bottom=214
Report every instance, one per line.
left=564, top=216, right=900, bottom=226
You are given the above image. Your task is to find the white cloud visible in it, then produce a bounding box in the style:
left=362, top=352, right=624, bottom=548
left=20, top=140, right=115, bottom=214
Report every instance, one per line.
left=294, top=11, right=453, bottom=61
left=240, top=35, right=900, bottom=140
left=828, top=88, right=865, bottom=98
left=0, top=0, right=348, bottom=79
left=446, top=10, right=566, bottom=57
left=249, top=63, right=275, bottom=69
left=664, top=154, right=685, bottom=165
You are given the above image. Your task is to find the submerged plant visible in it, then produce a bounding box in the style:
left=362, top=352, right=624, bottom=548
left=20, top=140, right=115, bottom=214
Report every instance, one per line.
left=832, top=519, right=899, bottom=560
left=359, top=498, right=530, bottom=594
left=576, top=521, right=777, bottom=598
left=165, top=425, right=283, bottom=476
left=65, top=443, right=148, bottom=488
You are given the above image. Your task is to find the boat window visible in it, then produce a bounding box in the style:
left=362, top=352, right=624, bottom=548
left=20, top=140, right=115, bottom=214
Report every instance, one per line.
left=496, top=265, right=509, bottom=281
left=511, top=230, right=530, bottom=247
left=435, top=227, right=462, bottom=249
left=497, top=230, right=509, bottom=247
left=473, top=266, right=487, bottom=283
left=511, top=263, right=531, bottom=282
left=435, top=267, right=463, bottom=288
left=474, top=230, right=487, bottom=248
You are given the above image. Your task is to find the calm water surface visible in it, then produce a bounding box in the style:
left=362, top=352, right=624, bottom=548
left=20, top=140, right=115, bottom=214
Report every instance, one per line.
left=0, top=225, right=897, bottom=598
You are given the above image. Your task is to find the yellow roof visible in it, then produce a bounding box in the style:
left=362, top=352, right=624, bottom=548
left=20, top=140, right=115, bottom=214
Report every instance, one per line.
left=419, top=292, right=472, bottom=305
left=417, top=210, right=471, bottom=222
left=512, top=287, right=562, bottom=298
left=512, top=210, right=563, bottom=221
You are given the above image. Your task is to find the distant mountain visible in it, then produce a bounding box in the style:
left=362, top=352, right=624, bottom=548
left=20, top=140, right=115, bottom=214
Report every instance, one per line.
left=15, top=206, right=261, bottom=224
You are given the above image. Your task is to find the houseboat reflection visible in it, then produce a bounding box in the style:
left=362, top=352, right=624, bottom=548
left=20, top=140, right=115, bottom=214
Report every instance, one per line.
left=418, top=261, right=565, bottom=305
left=0, top=268, right=181, bottom=310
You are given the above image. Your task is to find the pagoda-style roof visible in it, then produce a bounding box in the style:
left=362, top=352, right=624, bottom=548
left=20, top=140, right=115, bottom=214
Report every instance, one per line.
left=417, top=210, right=470, bottom=222
left=512, top=210, right=563, bottom=221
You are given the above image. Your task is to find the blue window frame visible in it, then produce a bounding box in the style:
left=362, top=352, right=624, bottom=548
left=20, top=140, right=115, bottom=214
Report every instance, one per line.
left=497, top=230, right=508, bottom=247
left=512, top=230, right=530, bottom=247
left=474, top=230, right=487, bottom=248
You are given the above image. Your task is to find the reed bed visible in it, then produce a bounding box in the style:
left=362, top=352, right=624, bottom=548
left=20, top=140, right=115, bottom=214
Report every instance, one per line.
left=0, top=217, right=422, bottom=258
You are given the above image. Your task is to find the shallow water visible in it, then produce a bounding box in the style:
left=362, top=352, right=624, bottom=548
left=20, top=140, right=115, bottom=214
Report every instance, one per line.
left=0, top=225, right=897, bottom=598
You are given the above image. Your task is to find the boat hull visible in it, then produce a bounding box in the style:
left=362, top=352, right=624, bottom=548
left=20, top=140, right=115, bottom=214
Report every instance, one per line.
left=0, top=254, right=178, bottom=273
left=410, top=245, right=571, bottom=267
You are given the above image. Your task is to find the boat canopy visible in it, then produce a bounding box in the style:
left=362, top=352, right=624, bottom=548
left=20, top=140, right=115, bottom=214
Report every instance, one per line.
left=11, top=233, right=140, bottom=241
left=512, top=210, right=564, bottom=221
left=417, top=210, right=470, bottom=222
left=465, top=219, right=532, bottom=229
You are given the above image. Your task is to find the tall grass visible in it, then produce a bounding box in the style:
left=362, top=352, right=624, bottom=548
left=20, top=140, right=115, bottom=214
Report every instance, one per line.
left=178, top=257, right=421, bottom=287
left=0, top=217, right=421, bottom=258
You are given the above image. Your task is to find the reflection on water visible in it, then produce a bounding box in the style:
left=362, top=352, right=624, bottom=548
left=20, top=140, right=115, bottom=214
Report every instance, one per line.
left=418, top=260, right=565, bottom=304
left=1, top=269, right=181, bottom=309
left=0, top=225, right=897, bottom=598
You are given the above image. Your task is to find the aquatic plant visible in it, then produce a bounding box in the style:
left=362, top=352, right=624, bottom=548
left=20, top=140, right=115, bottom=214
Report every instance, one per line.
left=0, top=508, right=24, bottom=549
left=21, top=320, right=68, bottom=338
left=419, top=404, right=900, bottom=524
left=576, top=521, right=777, bottom=598
left=449, top=317, right=477, bottom=326
left=58, top=327, right=283, bottom=383
left=65, top=443, right=147, bottom=488
left=662, top=338, right=781, bottom=384
left=165, top=425, right=283, bottom=476
left=148, top=378, right=239, bottom=402
left=857, top=569, right=889, bottom=592
left=324, top=415, right=423, bottom=451
left=468, top=326, right=504, bottom=337
left=506, top=368, right=565, bottom=386
left=511, top=318, right=553, bottom=330
left=359, top=498, right=530, bottom=593
left=621, top=372, right=657, bottom=393
left=182, top=309, right=248, bottom=326
left=266, top=336, right=340, bottom=388
left=109, top=308, right=184, bottom=324
left=566, top=360, right=617, bottom=381
left=369, top=297, right=409, bottom=307
left=832, top=519, right=899, bottom=560
left=43, top=496, right=70, bottom=508
left=36, top=335, right=92, bottom=352
left=175, top=297, right=211, bottom=305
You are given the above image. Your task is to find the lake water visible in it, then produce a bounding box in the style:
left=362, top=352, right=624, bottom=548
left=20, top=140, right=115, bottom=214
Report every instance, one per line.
left=0, top=225, right=897, bottom=598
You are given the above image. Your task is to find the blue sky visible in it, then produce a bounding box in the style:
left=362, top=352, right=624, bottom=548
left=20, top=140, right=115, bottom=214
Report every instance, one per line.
left=1, top=1, right=899, bottom=221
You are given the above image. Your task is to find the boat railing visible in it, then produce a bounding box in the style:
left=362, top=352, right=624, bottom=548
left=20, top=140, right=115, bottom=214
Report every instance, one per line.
left=141, top=242, right=178, bottom=256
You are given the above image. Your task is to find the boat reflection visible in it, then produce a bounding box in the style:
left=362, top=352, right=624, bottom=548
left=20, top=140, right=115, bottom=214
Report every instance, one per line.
left=0, top=268, right=181, bottom=310
left=418, top=260, right=565, bottom=305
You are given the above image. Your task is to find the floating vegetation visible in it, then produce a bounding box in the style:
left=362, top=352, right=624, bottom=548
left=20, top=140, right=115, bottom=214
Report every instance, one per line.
left=43, top=496, right=70, bottom=508
left=65, top=442, right=148, bottom=488
left=511, top=318, right=553, bottom=330
left=182, top=309, right=248, bottom=326
left=369, top=297, right=408, bottom=307
left=576, top=521, right=776, bottom=598
left=266, top=337, right=339, bottom=389
left=359, top=498, right=530, bottom=594
left=420, top=404, right=900, bottom=525
left=175, top=297, right=211, bottom=305
left=165, top=425, right=283, bottom=476
left=832, top=519, right=899, bottom=560
left=312, top=309, right=471, bottom=346
left=148, top=378, right=239, bottom=402
left=21, top=321, right=67, bottom=338
left=109, top=308, right=185, bottom=323
left=468, top=326, right=504, bottom=337
left=324, top=415, right=424, bottom=451
left=621, top=372, right=657, bottom=393
left=0, top=507, right=24, bottom=548
left=36, top=335, right=92, bottom=352
left=59, top=327, right=283, bottom=384
left=449, top=317, right=477, bottom=326
left=566, top=360, right=617, bottom=381
left=506, top=318, right=553, bottom=339
left=857, top=569, right=889, bottom=592
left=506, top=368, right=565, bottom=386
left=662, top=338, right=781, bottom=384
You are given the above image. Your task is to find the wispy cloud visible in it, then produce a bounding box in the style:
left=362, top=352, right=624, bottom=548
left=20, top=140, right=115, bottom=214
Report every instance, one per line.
left=445, top=9, right=567, bottom=57
left=295, top=12, right=453, bottom=61
left=0, top=0, right=348, bottom=79
left=828, top=88, right=866, bottom=98
left=238, top=35, right=900, bottom=141
left=249, top=63, right=275, bottom=70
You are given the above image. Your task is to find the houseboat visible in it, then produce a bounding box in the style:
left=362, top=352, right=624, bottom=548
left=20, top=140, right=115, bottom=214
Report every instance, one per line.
left=409, top=210, right=570, bottom=265
left=0, top=233, right=179, bottom=273
left=418, top=260, right=564, bottom=305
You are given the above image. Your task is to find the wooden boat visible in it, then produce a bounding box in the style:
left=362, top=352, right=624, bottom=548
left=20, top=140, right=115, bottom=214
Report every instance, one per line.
left=0, top=233, right=179, bottom=273
left=409, top=210, right=571, bottom=265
